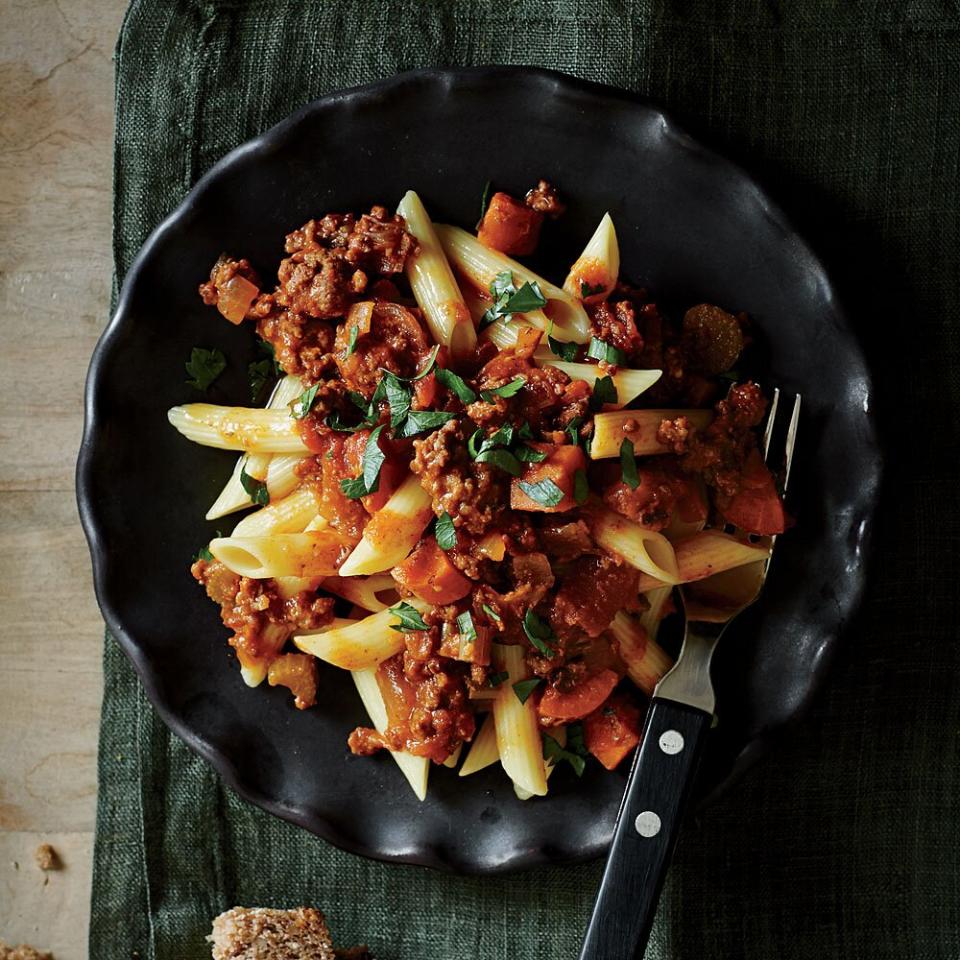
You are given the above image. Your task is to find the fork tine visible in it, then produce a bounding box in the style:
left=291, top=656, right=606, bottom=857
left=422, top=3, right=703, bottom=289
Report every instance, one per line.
left=761, top=386, right=781, bottom=461
left=782, top=393, right=801, bottom=493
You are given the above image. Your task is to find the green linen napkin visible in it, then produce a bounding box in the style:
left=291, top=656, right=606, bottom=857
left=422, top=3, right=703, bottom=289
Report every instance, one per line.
left=92, top=1, right=960, bottom=957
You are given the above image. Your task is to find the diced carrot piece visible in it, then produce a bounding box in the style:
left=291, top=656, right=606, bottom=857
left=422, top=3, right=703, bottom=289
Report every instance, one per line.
left=583, top=693, right=642, bottom=770
left=510, top=443, right=588, bottom=513
left=477, top=191, right=544, bottom=256
left=392, top=537, right=472, bottom=604
left=720, top=448, right=785, bottom=535
left=538, top=669, right=619, bottom=722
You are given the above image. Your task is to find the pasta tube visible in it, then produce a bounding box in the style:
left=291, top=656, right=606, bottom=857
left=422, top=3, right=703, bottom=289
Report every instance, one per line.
left=590, top=409, right=713, bottom=460
left=636, top=530, right=771, bottom=592
left=230, top=486, right=320, bottom=538
left=293, top=599, right=431, bottom=670
left=609, top=609, right=673, bottom=695
left=352, top=667, right=429, bottom=801
left=436, top=224, right=590, bottom=343
left=516, top=727, right=567, bottom=800
left=168, top=404, right=308, bottom=453
left=338, top=474, right=433, bottom=576
left=465, top=286, right=552, bottom=339
left=209, top=531, right=346, bottom=579
left=459, top=714, right=500, bottom=777
left=492, top=643, right=547, bottom=797
left=320, top=573, right=397, bottom=613
left=589, top=505, right=681, bottom=583
left=396, top=190, right=476, bottom=360
left=563, top=212, right=619, bottom=302
left=539, top=359, right=662, bottom=408
left=639, top=585, right=674, bottom=643
left=206, top=375, right=304, bottom=519
left=442, top=743, right=464, bottom=769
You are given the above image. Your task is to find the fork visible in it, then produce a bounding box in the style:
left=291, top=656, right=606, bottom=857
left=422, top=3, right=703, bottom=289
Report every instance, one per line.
left=577, top=389, right=801, bottom=960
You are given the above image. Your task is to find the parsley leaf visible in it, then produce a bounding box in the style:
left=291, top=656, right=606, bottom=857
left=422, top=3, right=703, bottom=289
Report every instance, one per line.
left=410, top=345, right=441, bottom=381
left=480, top=376, right=526, bottom=402
left=515, top=444, right=548, bottom=463
left=518, top=421, right=534, bottom=440
left=258, top=339, right=282, bottom=372
left=565, top=415, right=585, bottom=447
left=248, top=358, right=275, bottom=403
left=587, top=337, right=626, bottom=366
left=475, top=447, right=522, bottom=476
left=507, top=282, right=549, bottom=314
left=193, top=544, right=214, bottom=563
left=400, top=409, right=457, bottom=437
left=384, top=374, right=412, bottom=429
left=389, top=602, right=430, bottom=633
left=620, top=438, right=640, bottom=489
left=240, top=464, right=270, bottom=506
left=435, top=512, right=457, bottom=550
left=481, top=603, right=502, bottom=624
left=518, top=478, right=565, bottom=509
left=340, top=425, right=386, bottom=499
left=513, top=677, right=543, bottom=705
left=477, top=179, right=493, bottom=229
left=435, top=367, right=477, bottom=404
left=488, top=670, right=509, bottom=687
left=580, top=281, right=606, bottom=299
left=456, top=610, right=477, bottom=642
left=573, top=467, right=590, bottom=505
left=291, top=383, right=321, bottom=419
left=543, top=730, right=588, bottom=777
left=185, top=347, right=226, bottom=392
left=590, top=375, right=619, bottom=410
left=523, top=609, right=557, bottom=656
left=547, top=321, right=579, bottom=361
left=480, top=272, right=549, bottom=327
left=346, top=324, right=359, bottom=356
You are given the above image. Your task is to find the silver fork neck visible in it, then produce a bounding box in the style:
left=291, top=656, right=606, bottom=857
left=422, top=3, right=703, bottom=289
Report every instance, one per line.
left=653, top=619, right=726, bottom=715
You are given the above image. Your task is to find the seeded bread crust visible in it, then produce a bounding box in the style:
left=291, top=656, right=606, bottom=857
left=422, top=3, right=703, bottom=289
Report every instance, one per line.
left=209, top=907, right=336, bottom=960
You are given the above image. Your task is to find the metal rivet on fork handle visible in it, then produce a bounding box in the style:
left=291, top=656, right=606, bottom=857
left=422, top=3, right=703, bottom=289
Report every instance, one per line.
left=634, top=811, right=662, bottom=837
left=658, top=730, right=685, bottom=754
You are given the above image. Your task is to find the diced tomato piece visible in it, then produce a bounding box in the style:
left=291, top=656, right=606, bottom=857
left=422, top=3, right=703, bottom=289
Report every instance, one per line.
left=342, top=430, right=405, bottom=514
left=720, top=447, right=785, bottom=535
left=392, top=537, right=473, bottom=604
left=477, top=192, right=544, bottom=256
left=583, top=693, right=642, bottom=770
left=538, top=669, right=619, bottom=722
left=412, top=371, right=439, bottom=410
left=510, top=443, right=588, bottom=513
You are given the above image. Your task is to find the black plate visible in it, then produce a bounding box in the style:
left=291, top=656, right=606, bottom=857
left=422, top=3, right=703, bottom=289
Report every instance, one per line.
left=77, top=67, right=880, bottom=874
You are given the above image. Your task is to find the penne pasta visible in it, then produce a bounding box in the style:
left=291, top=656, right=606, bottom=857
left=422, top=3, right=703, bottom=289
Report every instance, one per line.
left=465, top=285, right=552, bottom=341
left=563, top=212, right=620, bottom=302
left=396, top=190, right=477, bottom=359
left=638, top=585, right=674, bottom=643
left=352, top=667, right=429, bottom=801
left=442, top=743, right=463, bottom=769
left=293, top=599, right=430, bottom=670
left=609, top=609, right=673, bottom=695
left=590, top=409, right=713, bottom=460
left=589, top=504, right=681, bottom=583
left=539, top=359, right=662, bottom=408
left=206, top=375, right=305, bottom=519
left=436, top=224, right=591, bottom=343
left=209, top=531, right=347, bottom=579
left=264, top=453, right=308, bottom=502
left=516, top=726, right=567, bottom=799
left=237, top=621, right=289, bottom=688
left=320, top=573, right=397, bottom=613
left=492, top=644, right=547, bottom=797
left=338, top=474, right=433, bottom=576
left=459, top=714, right=500, bottom=776
left=230, top=485, right=321, bottom=538
left=636, top=530, right=771, bottom=592
left=168, top=404, right=309, bottom=453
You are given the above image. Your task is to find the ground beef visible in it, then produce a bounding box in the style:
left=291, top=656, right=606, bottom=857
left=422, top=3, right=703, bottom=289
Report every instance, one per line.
left=589, top=299, right=644, bottom=363
left=411, top=419, right=508, bottom=536
left=602, top=461, right=687, bottom=530
left=657, top=381, right=767, bottom=498
left=276, top=249, right=354, bottom=319
left=253, top=301, right=337, bottom=383
left=525, top=179, right=566, bottom=218
left=343, top=207, right=419, bottom=273
left=551, top=554, right=640, bottom=639
left=267, top=653, right=318, bottom=710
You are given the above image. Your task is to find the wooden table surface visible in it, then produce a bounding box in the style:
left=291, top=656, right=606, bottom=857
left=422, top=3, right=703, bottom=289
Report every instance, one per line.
left=1, top=2, right=129, bottom=956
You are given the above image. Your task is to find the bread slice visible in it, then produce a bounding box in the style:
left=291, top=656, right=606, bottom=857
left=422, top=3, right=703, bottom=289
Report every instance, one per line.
left=0, top=942, right=54, bottom=960
left=209, top=907, right=336, bottom=959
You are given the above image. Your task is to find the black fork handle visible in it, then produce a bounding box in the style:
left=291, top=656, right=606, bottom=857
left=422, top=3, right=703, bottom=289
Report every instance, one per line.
left=578, top=698, right=712, bottom=960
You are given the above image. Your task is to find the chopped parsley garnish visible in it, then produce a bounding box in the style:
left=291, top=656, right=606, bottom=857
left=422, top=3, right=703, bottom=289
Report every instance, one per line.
left=512, top=677, right=543, bottom=705
left=565, top=415, right=585, bottom=447
left=400, top=409, right=457, bottom=437
left=193, top=543, right=214, bottom=563
left=480, top=376, right=526, bottom=402
left=384, top=374, right=412, bottom=428
left=340, top=425, right=386, bottom=499
left=580, top=281, right=605, bottom=299
left=517, top=421, right=534, bottom=440
left=406, top=345, right=441, bottom=381
left=248, top=358, right=275, bottom=403
left=587, top=337, right=626, bottom=367
left=389, top=602, right=429, bottom=633
left=590, top=375, right=618, bottom=410
left=518, top=478, right=565, bottom=509
left=547, top=328, right=579, bottom=361
left=543, top=725, right=589, bottom=776
left=620, top=438, right=640, bottom=489
left=290, top=383, right=321, bottom=419
left=185, top=347, right=226, bottom=392
left=239, top=464, right=270, bottom=506
left=488, top=670, right=509, bottom=688
left=475, top=447, right=522, bottom=476
left=573, top=468, right=590, bottom=504
left=481, top=603, right=502, bottom=624
left=515, top=444, right=548, bottom=463
left=435, top=512, right=457, bottom=550
left=467, top=423, right=522, bottom=475
left=477, top=179, right=493, bottom=228
left=434, top=367, right=477, bottom=404
left=346, top=323, right=359, bottom=356
left=481, top=271, right=548, bottom=327
left=456, top=610, right=477, bottom=643
left=522, top=609, right=557, bottom=656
